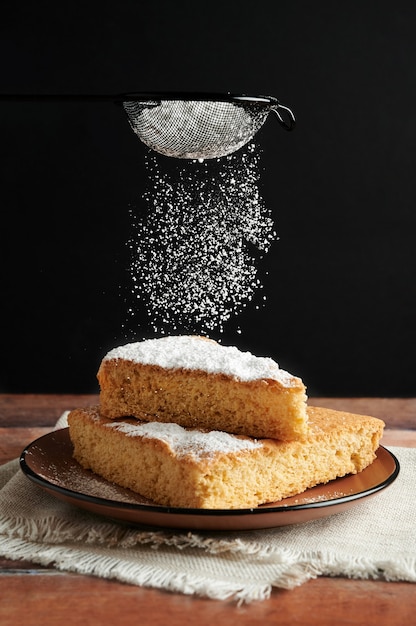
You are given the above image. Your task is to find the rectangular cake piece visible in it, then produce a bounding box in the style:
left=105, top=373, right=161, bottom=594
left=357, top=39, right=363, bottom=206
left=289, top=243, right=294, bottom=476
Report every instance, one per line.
left=67, top=405, right=384, bottom=510
left=97, top=335, right=308, bottom=441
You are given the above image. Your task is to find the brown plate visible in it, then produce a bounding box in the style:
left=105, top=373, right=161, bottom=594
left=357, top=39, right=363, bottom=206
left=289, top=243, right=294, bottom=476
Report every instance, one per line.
left=20, top=429, right=399, bottom=531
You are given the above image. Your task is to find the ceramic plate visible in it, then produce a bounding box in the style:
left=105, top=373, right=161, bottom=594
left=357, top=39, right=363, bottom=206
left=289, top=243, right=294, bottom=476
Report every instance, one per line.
left=20, top=429, right=399, bottom=531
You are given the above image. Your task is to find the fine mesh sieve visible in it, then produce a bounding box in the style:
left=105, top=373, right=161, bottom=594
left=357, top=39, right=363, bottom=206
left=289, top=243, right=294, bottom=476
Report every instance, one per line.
left=0, top=91, right=295, bottom=160
left=122, top=92, right=296, bottom=160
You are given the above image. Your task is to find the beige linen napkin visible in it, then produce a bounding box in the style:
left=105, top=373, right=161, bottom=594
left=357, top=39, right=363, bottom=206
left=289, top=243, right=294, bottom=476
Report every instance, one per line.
left=0, top=415, right=415, bottom=603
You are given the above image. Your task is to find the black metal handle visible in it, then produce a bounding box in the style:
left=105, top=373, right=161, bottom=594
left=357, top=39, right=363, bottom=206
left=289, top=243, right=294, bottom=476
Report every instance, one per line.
left=0, top=93, right=123, bottom=103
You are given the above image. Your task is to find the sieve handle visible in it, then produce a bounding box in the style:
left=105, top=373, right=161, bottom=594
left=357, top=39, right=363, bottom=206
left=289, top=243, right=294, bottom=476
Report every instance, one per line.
left=271, top=103, right=296, bottom=131
left=0, top=94, right=121, bottom=102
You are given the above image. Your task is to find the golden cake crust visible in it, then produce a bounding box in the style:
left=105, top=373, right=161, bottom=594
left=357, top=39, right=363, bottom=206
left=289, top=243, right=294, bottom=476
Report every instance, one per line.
left=68, top=405, right=384, bottom=510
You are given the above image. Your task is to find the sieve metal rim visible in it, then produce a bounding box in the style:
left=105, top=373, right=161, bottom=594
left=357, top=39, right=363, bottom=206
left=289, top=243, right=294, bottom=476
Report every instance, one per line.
left=118, top=92, right=279, bottom=105
left=120, top=92, right=296, bottom=133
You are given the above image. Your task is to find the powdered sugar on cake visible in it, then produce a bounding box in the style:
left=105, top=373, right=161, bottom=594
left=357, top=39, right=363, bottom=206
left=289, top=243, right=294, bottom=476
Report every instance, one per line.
left=103, top=335, right=297, bottom=385
left=105, top=420, right=262, bottom=460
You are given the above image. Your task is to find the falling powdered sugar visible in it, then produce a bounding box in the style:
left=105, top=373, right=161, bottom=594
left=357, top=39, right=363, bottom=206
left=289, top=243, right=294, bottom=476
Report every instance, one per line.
left=125, top=143, right=277, bottom=335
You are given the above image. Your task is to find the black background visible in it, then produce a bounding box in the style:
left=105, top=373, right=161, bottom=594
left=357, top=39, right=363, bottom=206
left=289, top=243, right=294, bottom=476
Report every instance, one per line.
left=1, top=1, right=415, bottom=396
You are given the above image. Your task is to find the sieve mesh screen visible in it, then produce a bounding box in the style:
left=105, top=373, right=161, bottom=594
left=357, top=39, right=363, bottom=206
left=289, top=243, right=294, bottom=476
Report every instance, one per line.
left=123, top=96, right=292, bottom=159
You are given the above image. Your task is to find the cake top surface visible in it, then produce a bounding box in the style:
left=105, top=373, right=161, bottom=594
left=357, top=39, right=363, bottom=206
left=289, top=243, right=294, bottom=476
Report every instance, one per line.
left=103, top=335, right=300, bottom=385
left=105, top=419, right=263, bottom=460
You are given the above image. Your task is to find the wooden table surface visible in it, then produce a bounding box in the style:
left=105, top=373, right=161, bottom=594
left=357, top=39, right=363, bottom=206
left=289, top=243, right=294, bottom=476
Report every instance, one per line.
left=1, top=394, right=415, bottom=626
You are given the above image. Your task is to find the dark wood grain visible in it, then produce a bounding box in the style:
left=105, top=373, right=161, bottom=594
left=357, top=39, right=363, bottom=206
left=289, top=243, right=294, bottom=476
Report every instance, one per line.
left=1, top=574, right=415, bottom=626
left=1, top=395, right=415, bottom=626
left=0, top=394, right=98, bottom=426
